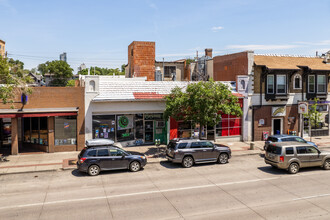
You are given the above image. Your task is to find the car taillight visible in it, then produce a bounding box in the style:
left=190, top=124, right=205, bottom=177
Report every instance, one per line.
left=80, top=157, right=87, bottom=163
left=280, top=156, right=284, bottom=162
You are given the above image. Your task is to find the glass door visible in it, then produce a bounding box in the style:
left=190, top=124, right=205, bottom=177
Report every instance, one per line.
left=144, top=121, right=154, bottom=143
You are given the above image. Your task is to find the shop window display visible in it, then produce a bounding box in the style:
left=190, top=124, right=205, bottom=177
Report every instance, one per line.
left=92, top=115, right=115, bottom=140
left=55, top=116, right=76, bottom=145
left=23, top=117, right=48, bottom=145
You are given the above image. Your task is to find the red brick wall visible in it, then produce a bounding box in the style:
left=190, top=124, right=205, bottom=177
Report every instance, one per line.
left=213, top=51, right=249, bottom=81
left=128, top=41, right=155, bottom=81
left=254, top=105, right=299, bottom=141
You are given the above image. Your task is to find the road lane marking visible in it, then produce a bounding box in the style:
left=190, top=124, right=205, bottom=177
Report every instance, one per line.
left=0, top=176, right=282, bottom=211
left=293, top=193, right=330, bottom=201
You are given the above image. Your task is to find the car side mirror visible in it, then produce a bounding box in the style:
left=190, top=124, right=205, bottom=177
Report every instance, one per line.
left=121, top=155, right=125, bottom=159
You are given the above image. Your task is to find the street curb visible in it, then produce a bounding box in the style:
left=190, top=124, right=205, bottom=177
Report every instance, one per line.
left=0, top=169, right=60, bottom=176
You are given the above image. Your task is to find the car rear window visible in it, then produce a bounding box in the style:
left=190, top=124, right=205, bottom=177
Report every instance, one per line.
left=266, top=145, right=282, bottom=155
left=86, top=149, right=97, bottom=157
left=178, top=143, right=188, bottom=149
left=79, top=148, right=86, bottom=157
left=267, top=137, right=278, bottom=142
left=286, top=147, right=294, bottom=155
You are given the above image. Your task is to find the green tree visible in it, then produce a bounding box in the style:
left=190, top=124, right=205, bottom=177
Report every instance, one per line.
left=38, top=60, right=73, bottom=86
left=0, top=57, right=32, bottom=106
left=121, top=64, right=126, bottom=73
left=66, top=79, right=76, bottom=87
left=78, top=67, right=125, bottom=76
left=164, top=80, right=242, bottom=139
left=303, top=98, right=323, bottom=141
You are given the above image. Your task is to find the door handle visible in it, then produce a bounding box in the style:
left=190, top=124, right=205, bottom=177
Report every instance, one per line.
left=203, top=150, right=207, bottom=152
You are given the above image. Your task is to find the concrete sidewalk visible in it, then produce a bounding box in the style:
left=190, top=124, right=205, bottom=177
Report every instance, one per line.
left=1, top=136, right=330, bottom=175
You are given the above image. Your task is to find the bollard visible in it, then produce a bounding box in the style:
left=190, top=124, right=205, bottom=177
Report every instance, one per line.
left=250, top=143, right=255, bottom=150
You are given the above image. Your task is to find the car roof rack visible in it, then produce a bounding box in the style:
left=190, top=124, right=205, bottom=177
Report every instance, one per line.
left=86, top=139, right=115, bottom=147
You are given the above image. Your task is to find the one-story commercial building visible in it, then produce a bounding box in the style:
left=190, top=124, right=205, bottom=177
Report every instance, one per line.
left=83, top=76, right=246, bottom=146
left=0, top=87, right=85, bottom=155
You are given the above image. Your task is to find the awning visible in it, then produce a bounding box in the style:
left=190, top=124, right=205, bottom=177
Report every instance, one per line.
left=0, top=107, right=78, bottom=118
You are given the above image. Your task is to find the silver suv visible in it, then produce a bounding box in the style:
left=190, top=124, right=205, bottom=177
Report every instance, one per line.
left=264, top=142, right=330, bottom=174
left=166, top=139, right=231, bottom=168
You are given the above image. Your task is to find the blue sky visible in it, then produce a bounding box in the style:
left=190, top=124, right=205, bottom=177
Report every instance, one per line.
left=1, top=0, right=330, bottom=73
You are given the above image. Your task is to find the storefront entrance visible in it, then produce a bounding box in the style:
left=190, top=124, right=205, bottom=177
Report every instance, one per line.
left=144, top=121, right=154, bottom=143
left=272, top=118, right=282, bottom=135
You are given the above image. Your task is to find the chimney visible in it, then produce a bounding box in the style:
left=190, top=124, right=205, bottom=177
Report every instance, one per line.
left=205, top=48, right=213, bottom=58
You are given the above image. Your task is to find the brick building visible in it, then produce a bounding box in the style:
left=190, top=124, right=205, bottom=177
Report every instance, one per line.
left=252, top=54, right=330, bottom=141
left=127, top=41, right=155, bottom=81
left=0, top=39, right=5, bottom=58
left=0, top=87, right=85, bottom=155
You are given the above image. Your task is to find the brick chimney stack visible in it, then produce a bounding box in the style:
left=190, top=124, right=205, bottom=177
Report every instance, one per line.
left=205, top=48, right=213, bottom=58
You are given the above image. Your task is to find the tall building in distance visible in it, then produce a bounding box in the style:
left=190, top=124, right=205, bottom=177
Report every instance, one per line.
left=78, top=63, right=87, bottom=72
left=0, top=39, right=6, bottom=58
left=127, top=41, right=155, bottom=81
left=60, top=52, right=67, bottom=62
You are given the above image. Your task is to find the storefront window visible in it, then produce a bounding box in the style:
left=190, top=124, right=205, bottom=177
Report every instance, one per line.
left=117, top=115, right=134, bottom=142
left=55, top=116, right=76, bottom=145
left=92, top=115, right=115, bottom=140
left=39, top=117, right=48, bottom=145
left=178, top=121, right=192, bottom=138
left=216, top=115, right=241, bottom=137
left=23, top=117, right=48, bottom=145
left=23, top=118, right=31, bottom=143
left=0, top=118, right=11, bottom=148
left=91, top=113, right=167, bottom=144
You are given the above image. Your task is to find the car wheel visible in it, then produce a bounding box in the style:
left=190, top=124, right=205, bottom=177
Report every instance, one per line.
left=129, top=161, right=141, bottom=172
left=323, top=159, right=330, bottom=170
left=288, top=162, right=299, bottom=174
left=88, top=165, right=100, bottom=176
left=182, top=156, right=194, bottom=168
left=218, top=153, right=229, bottom=164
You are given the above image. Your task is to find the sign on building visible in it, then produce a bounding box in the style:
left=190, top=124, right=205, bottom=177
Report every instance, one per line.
left=298, top=102, right=308, bottom=114
left=272, top=106, right=286, bottom=117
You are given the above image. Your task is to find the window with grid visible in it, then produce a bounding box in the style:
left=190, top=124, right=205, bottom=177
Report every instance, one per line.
left=317, top=75, right=326, bottom=93
left=276, top=75, right=286, bottom=94
left=308, top=75, right=315, bottom=93
left=267, top=75, right=274, bottom=94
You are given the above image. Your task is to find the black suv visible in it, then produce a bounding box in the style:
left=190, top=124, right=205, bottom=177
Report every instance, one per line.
left=166, top=139, right=231, bottom=168
left=77, top=139, right=147, bottom=176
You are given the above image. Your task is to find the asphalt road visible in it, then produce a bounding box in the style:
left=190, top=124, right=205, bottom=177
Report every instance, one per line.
left=1, top=154, right=330, bottom=220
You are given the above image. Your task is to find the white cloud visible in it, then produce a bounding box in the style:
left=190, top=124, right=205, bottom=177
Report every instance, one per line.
left=226, top=44, right=301, bottom=50
left=294, top=40, right=330, bottom=46
left=211, top=26, right=224, bottom=32
left=149, top=3, right=158, bottom=10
